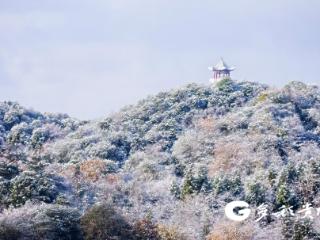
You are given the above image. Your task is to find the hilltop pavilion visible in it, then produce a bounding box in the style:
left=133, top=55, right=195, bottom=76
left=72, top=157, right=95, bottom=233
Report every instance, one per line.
left=208, top=58, right=235, bottom=83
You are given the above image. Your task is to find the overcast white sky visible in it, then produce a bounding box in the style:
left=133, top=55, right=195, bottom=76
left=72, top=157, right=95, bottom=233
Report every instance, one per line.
left=0, top=0, right=320, bottom=119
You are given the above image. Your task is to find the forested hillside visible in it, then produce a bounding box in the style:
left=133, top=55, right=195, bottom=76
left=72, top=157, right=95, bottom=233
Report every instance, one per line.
left=0, top=79, right=320, bottom=239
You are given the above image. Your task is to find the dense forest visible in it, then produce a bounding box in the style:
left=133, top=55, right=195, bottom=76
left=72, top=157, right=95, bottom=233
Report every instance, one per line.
left=0, top=79, right=320, bottom=239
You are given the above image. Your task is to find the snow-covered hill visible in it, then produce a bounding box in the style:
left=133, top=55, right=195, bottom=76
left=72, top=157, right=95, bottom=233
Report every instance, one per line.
left=0, top=79, right=320, bottom=239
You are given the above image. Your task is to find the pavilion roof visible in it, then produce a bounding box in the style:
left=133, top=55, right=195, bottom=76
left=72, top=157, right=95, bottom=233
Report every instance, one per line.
left=208, top=58, right=235, bottom=71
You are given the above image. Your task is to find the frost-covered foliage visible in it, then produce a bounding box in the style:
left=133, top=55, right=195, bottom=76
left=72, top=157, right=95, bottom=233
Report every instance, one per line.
left=0, top=203, right=82, bottom=240
left=0, top=80, right=319, bottom=239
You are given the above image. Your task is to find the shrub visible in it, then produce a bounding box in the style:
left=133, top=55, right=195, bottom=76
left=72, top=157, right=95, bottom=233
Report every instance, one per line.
left=206, top=222, right=253, bottom=240
left=209, top=139, right=250, bottom=175
left=275, top=183, right=299, bottom=208
left=0, top=204, right=82, bottom=240
left=256, top=92, right=269, bottom=104
left=215, top=78, right=234, bottom=92
left=180, top=171, right=195, bottom=199
left=270, top=92, right=290, bottom=104
left=79, top=159, right=117, bottom=182
left=32, top=205, right=82, bottom=240
left=281, top=217, right=320, bottom=240
left=133, top=218, right=160, bottom=240
left=0, top=222, right=21, bottom=240
left=6, top=123, right=32, bottom=145
left=31, top=127, right=51, bottom=149
left=0, top=163, right=19, bottom=180
left=180, top=168, right=212, bottom=198
left=157, top=224, right=186, bottom=240
left=245, top=182, right=266, bottom=205
left=268, top=169, right=277, bottom=186
left=212, top=175, right=243, bottom=196
left=132, top=220, right=186, bottom=240
left=6, top=172, right=59, bottom=207
left=170, top=182, right=181, bottom=199
left=80, top=204, right=134, bottom=240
